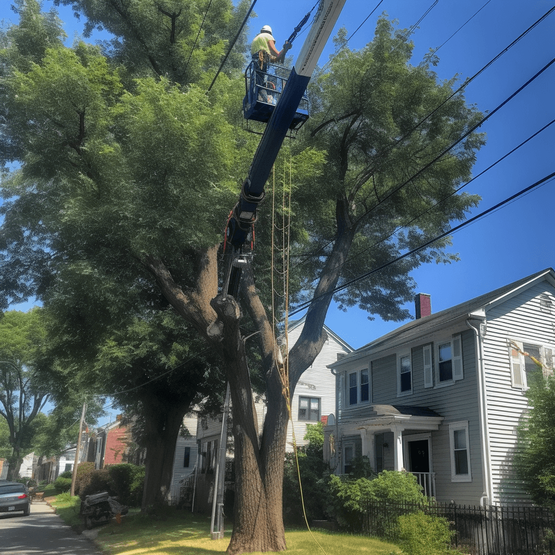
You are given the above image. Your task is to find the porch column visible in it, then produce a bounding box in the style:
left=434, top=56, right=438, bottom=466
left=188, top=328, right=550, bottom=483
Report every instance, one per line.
left=393, top=427, right=404, bottom=471
left=359, top=429, right=376, bottom=471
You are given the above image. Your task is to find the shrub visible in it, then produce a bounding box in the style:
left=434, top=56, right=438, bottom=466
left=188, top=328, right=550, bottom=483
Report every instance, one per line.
left=398, top=512, right=461, bottom=555
left=75, top=462, right=95, bottom=495
left=107, top=463, right=144, bottom=507
left=283, top=422, right=332, bottom=525
left=54, top=476, right=72, bottom=492
left=78, top=468, right=114, bottom=499
left=328, top=470, right=425, bottom=533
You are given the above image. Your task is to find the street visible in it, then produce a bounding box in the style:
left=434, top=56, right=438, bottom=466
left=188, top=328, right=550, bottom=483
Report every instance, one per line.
left=0, top=500, right=103, bottom=554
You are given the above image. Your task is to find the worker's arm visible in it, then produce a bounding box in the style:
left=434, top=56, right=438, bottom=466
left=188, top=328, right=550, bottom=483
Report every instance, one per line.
left=268, top=40, right=280, bottom=57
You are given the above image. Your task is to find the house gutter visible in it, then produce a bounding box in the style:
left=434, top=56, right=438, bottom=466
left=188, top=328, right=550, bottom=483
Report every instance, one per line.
left=466, top=316, right=493, bottom=506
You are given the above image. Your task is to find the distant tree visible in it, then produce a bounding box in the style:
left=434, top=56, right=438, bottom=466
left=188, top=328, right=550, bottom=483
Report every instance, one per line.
left=515, top=372, right=555, bottom=509
left=0, top=309, right=49, bottom=479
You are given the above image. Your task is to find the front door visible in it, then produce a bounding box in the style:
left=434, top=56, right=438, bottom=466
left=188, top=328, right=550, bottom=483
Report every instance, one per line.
left=407, top=439, right=429, bottom=473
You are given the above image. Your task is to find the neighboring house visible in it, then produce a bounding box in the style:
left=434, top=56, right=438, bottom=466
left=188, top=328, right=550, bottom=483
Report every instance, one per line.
left=19, top=452, right=36, bottom=479
left=194, top=320, right=352, bottom=512
left=95, top=416, right=133, bottom=469
left=168, top=413, right=199, bottom=505
left=324, top=268, right=555, bottom=507
left=34, top=443, right=87, bottom=482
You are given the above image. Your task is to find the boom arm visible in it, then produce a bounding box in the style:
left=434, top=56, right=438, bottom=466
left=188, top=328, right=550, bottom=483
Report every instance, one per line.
left=226, top=0, right=347, bottom=254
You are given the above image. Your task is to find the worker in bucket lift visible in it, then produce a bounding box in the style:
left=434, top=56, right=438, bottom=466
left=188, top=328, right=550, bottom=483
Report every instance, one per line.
left=251, top=25, right=291, bottom=101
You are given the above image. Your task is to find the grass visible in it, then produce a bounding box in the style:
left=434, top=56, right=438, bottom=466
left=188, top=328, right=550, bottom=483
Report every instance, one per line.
left=94, top=509, right=401, bottom=555
left=49, top=494, right=401, bottom=554
left=49, top=491, right=84, bottom=529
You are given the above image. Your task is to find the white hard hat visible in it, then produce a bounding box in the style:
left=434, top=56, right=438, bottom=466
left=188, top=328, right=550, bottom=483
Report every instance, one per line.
left=261, top=25, right=272, bottom=34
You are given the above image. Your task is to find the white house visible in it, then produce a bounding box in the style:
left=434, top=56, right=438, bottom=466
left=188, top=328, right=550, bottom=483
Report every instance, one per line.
left=325, top=268, right=555, bottom=506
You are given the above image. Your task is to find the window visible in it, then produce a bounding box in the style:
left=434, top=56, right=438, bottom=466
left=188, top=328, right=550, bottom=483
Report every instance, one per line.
left=510, top=340, right=554, bottom=388
left=298, top=396, right=320, bottom=421
left=347, top=368, right=371, bottom=405
left=449, top=421, right=471, bottom=482
left=398, top=352, right=412, bottom=395
left=360, top=369, right=370, bottom=402
left=184, top=446, right=191, bottom=468
left=433, top=335, right=463, bottom=386
left=343, top=444, right=355, bottom=474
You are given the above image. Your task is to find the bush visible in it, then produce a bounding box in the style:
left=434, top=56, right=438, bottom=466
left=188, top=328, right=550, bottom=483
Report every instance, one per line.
left=107, top=463, right=144, bottom=507
left=283, top=422, right=332, bottom=525
left=78, top=468, right=114, bottom=499
left=398, top=512, right=461, bottom=555
left=328, top=470, right=425, bottom=533
left=59, top=470, right=73, bottom=479
left=54, top=476, right=72, bottom=492
left=75, top=462, right=95, bottom=495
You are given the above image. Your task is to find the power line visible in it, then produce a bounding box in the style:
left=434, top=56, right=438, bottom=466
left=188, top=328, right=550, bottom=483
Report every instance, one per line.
left=208, top=0, right=257, bottom=92
left=434, top=0, right=492, bottom=53
left=296, top=7, right=555, bottom=273
left=90, top=346, right=213, bottom=398
left=288, top=171, right=555, bottom=318
left=300, top=118, right=555, bottom=292
left=184, top=0, right=214, bottom=71
left=360, top=56, right=555, bottom=220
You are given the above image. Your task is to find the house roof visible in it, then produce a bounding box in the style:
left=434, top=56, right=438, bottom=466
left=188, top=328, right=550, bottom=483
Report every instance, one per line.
left=332, top=268, right=555, bottom=366
left=287, top=316, right=354, bottom=352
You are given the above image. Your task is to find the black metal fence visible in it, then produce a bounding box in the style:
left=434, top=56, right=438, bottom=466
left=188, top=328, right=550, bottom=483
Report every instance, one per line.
left=364, top=501, right=555, bottom=555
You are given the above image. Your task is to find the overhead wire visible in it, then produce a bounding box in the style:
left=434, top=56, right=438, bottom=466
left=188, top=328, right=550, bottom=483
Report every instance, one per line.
left=292, top=6, right=555, bottom=274
left=287, top=170, right=555, bottom=319
left=208, top=0, right=258, bottom=92
left=434, top=0, right=492, bottom=53
left=184, top=0, right=214, bottom=71
left=325, top=118, right=555, bottom=284
left=291, top=45, right=555, bottom=276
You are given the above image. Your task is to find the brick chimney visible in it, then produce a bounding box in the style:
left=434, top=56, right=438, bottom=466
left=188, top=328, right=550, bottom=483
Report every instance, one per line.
left=415, top=293, right=431, bottom=319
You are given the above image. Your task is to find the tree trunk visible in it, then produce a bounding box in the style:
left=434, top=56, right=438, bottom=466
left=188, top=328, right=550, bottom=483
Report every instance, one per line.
left=140, top=403, right=186, bottom=511
left=7, top=447, right=22, bottom=481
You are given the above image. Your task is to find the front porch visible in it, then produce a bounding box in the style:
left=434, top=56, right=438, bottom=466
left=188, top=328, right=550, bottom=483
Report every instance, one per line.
left=324, top=405, right=443, bottom=497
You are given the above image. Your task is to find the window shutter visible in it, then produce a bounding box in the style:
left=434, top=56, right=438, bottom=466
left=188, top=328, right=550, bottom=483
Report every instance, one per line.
left=453, top=335, right=464, bottom=381
left=510, top=341, right=524, bottom=388
left=423, top=344, right=433, bottom=388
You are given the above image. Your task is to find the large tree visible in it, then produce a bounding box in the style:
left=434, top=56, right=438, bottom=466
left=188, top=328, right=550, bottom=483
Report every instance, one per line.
left=1, top=3, right=485, bottom=553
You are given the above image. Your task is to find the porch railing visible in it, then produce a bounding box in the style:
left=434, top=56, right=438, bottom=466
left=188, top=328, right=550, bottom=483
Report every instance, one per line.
left=411, top=471, right=436, bottom=497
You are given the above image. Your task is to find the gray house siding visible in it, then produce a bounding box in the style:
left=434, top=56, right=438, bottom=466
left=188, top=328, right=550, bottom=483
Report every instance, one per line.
left=336, top=329, right=485, bottom=505
left=482, top=282, right=555, bottom=505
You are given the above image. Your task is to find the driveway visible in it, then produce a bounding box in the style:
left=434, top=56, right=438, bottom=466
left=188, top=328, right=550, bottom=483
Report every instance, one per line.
left=0, top=500, right=103, bottom=554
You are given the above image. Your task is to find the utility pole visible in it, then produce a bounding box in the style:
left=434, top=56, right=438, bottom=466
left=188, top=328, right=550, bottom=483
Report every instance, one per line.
left=71, top=401, right=87, bottom=497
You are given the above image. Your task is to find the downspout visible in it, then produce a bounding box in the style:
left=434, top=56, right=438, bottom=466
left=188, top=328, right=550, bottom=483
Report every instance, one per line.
left=466, top=317, right=493, bottom=506
left=330, top=367, right=340, bottom=473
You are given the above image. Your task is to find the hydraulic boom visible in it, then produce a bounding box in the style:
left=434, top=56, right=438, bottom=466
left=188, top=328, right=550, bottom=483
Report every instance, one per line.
left=224, top=0, right=346, bottom=296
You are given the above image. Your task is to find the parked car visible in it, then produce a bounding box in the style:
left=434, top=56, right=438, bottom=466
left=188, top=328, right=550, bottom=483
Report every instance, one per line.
left=0, top=481, right=30, bottom=516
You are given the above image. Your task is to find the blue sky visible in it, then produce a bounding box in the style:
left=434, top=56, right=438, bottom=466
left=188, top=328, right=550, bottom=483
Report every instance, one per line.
left=2, top=0, right=554, bottom=352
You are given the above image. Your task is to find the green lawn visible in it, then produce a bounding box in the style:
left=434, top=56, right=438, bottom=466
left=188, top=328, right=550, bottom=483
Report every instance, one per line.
left=49, top=493, right=401, bottom=554
left=94, top=510, right=401, bottom=555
